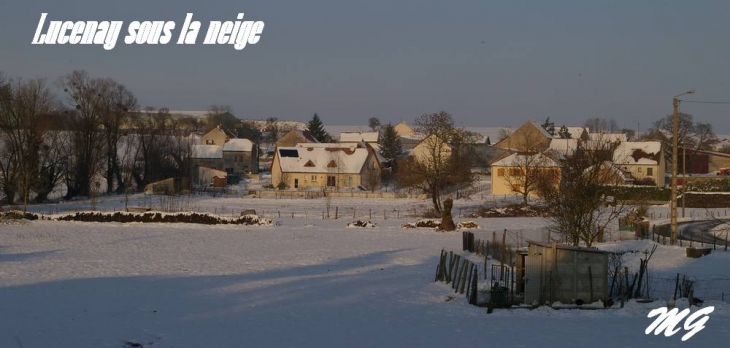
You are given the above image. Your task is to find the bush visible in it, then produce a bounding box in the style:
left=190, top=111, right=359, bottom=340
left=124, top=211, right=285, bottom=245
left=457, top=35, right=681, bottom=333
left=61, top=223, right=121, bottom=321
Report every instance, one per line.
left=347, top=220, right=377, bottom=228
left=0, top=211, right=39, bottom=220
left=601, top=186, right=670, bottom=201
left=54, top=211, right=273, bottom=225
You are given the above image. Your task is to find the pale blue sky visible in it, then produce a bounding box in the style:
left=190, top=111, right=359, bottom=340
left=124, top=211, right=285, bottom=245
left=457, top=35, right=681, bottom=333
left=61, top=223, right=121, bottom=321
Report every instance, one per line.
left=3, top=0, right=730, bottom=133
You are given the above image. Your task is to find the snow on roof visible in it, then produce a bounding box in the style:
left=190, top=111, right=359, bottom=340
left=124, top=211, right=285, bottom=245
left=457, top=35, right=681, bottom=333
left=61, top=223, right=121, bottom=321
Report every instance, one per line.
left=223, top=139, right=254, bottom=152
left=166, top=110, right=209, bottom=118
left=565, top=127, right=588, bottom=139
left=465, top=127, right=514, bottom=144
left=277, top=145, right=371, bottom=174
left=340, top=131, right=379, bottom=143
left=192, top=145, right=223, bottom=159
left=491, top=152, right=560, bottom=167
left=548, top=138, right=579, bottom=156
left=324, top=125, right=371, bottom=136
left=589, top=133, right=627, bottom=143
left=613, top=141, right=662, bottom=165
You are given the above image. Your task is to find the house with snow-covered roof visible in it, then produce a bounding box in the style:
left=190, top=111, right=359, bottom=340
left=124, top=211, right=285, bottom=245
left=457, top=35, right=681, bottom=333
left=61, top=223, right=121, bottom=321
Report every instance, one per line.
left=191, top=145, right=224, bottom=171
left=612, top=141, right=665, bottom=186
left=222, top=138, right=259, bottom=175
left=271, top=143, right=381, bottom=190
left=490, top=152, right=561, bottom=196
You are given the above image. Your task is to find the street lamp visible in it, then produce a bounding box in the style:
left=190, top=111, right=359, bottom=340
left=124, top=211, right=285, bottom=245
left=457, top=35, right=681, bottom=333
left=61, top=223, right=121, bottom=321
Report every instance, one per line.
left=671, top=89, right=695, bottom=245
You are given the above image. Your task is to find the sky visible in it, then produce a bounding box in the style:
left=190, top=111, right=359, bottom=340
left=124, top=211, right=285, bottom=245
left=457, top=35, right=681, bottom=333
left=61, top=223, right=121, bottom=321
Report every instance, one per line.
left=3, top=0, right=730, bottom=133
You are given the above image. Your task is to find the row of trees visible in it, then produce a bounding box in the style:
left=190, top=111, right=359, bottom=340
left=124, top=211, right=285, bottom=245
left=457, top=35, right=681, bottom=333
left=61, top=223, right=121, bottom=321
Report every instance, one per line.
left=0, top=71, right=196, bottom=210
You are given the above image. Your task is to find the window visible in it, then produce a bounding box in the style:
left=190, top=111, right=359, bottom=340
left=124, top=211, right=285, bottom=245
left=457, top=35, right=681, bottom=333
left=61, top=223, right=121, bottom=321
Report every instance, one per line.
left=647, top=168, right=653, bottom=176
left=294, top=179, right=299, bottom=188
left=206, top=139, right=214, bottom=145
left=497, top=168, right=505, bottom=177
left=343, top=176, right=352, bottom=187
left=637, top=167, right=642, bottom=173
left=311, top=175, right=317, bottom=182
left=327, top=176, right=336, bottom=187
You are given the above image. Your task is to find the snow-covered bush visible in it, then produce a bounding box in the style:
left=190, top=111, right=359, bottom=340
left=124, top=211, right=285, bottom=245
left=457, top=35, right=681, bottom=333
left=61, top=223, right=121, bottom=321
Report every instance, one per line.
left=347, top=220, right=377, bottom=228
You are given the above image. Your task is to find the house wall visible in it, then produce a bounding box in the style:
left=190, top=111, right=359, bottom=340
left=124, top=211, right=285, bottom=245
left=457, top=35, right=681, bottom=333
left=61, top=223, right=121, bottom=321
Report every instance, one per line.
left=708, top=154, right=730, bottom=173
left=202, top=128, right=228, bottom=145
left=191, top=158, right=224, bottom=171
left=494, top=122, right=551, bottom=152
left=524, top=243, right=608, bottom=305
left=411, top=135, right=451, bottom=168
left=276, top=131, right=309, bottom=148
left=223, top=148, right=258, bottom=175
left=359, top=153, right=381, bottom=190
left=278, top=172, right=365, bottom=190
left=490, top=165, right=560, bottom=196
left=194, top=166, right=227, bottom=187
left=623, top=164, right=662, bottom=186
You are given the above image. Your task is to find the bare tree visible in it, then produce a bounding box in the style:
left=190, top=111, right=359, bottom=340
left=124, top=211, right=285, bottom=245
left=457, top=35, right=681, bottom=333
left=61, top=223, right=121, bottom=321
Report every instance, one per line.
left=501, top=152, right=558, bottom=207
left=498, top=129, right=556, bottom=206
left=498, top=127, right=512, bottom=141
left=0, top=76, right=56, bottom=211
left=396, top=111, right=476, bottom=215
left=537, top=140, right=627, bottom=247
left=584, top=118, right=619, bottom=133
left=59, top=71, right=113, bottom=198
left=98, top=79, right=137, bottom=194
left=643, top=113, right=717, bottom=172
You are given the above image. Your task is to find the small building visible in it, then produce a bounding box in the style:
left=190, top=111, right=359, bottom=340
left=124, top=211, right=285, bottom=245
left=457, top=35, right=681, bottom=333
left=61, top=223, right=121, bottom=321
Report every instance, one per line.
left=522, top=241, right=608, bottom=306
left=222, top=138, right=259, bottom=175
left=193, top=166, right=228, bottom=188
left=144, top=177, right=191, bottom=195
left=191, top=145, right=224, bottom=171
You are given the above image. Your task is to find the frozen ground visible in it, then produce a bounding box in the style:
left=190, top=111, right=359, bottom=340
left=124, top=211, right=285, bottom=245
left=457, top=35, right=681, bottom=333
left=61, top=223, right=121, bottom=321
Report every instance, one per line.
left=1, top=214, right=729, bottom=348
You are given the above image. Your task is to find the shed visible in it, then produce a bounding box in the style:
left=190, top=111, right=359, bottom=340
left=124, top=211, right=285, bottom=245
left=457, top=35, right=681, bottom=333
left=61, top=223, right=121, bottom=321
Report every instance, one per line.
left=523, top=241, right=608, bottom=306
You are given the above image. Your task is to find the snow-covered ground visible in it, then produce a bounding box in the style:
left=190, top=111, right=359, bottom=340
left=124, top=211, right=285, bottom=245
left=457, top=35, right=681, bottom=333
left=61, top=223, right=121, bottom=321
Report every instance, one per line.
left=1, top=211, right=729, bottom=347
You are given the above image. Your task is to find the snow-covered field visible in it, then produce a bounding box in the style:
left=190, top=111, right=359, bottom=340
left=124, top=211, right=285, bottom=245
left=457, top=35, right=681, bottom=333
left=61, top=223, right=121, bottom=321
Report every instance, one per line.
left=2, top=204, right=730, bottom=347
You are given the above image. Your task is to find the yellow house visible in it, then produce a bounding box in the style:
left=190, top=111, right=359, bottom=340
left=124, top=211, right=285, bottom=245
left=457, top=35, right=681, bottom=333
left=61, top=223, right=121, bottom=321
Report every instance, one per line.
left=612, top=141, right=665, bottom=186
left=201, top=126, right=230, bottom=145
left=271, top=143, right=381, bottom=190
left=494, top=121, right=553, bottom=153
left=490, top=152, right=561, bottom=196
left=410, top=134, right=452, bottom=169
left=394, top=121, right=415, bottom=137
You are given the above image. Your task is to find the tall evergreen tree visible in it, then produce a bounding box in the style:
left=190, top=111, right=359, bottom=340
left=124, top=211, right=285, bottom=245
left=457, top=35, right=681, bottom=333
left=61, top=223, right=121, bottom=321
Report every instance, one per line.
left=379, top=123, right=402, bottom=164
left=541, top=117, right=555, bottom=136
left=307, top=113, right=332, bottom=142
left=558, top=125, right=571, bottom=139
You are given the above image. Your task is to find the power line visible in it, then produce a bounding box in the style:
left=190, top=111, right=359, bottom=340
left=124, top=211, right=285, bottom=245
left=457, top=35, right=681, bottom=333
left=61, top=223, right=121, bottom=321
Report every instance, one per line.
left=681, top=100, right=730, bottom=105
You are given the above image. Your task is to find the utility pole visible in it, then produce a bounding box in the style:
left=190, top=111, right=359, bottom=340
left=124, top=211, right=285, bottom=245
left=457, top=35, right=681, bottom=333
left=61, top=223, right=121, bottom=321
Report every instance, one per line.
left=671, top=90, right=695, bottom=246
